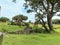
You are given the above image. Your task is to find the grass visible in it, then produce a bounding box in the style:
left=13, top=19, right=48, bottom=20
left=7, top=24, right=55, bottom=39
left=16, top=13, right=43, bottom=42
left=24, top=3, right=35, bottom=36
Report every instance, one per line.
left=0, top=22, right=60, bottom=32
left=2, top=33, right=60, bottom=45
left=0, top=22, right=26, bottom=32
left=0, top=22, right=60, bottom=45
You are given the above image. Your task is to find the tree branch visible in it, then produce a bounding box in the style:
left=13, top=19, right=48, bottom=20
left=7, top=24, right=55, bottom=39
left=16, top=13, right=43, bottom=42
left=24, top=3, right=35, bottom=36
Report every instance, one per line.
left=42, top=2, right=47, bottom=12
left=51, top=3, right=55, bottom=16
left=47, top=1, right=49, bottom=10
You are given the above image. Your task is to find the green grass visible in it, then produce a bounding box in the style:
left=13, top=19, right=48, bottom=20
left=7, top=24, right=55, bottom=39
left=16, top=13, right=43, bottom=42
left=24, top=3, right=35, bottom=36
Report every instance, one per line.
left=0, top=22, right=60, bottom=45
left=0, top=22, right=60, bottom=32
left=2, top=33, right=60, bottom=45
left=0, top=22, right=26, bottom=32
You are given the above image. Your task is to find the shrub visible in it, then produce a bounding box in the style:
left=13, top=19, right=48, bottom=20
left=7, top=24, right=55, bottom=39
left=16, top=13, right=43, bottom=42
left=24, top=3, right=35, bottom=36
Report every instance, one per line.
left=52, top=19, right=60, bottom=24
left=32, top=26, right=44, bottom=33
left=10, top=21, right=17, bottom=25
left=24, top=22, right=29, bottom=27
left=0, top=17, right=9, bottom=22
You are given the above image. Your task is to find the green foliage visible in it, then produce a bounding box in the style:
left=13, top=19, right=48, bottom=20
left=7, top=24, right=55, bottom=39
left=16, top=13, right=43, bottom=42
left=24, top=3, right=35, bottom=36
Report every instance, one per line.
left=12, top=14, right=28, bottom=21
left=52, top=19, right=60, bottom=24
left=24, top=22, right=29, bottom=27
left=27, top=9, right=34, bottom=13
left=10, top=21, right=17, bottom=25
left=0, top=17, right=9, bottom=22
left=12, top=14, right=28, bottom=26
left=32, top=26, right=44, bottom=33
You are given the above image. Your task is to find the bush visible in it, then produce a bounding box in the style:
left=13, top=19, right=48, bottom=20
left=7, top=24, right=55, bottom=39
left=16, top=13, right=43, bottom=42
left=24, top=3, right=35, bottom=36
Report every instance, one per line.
left=0, top=17, right=9, bottom=22
left=10, top=21, right=17, bottom=25
left=52, top=19, right=60, bottom=24
left=32, top=26, right=44, bottom=33
left=24, top=22, right=29, bottom=27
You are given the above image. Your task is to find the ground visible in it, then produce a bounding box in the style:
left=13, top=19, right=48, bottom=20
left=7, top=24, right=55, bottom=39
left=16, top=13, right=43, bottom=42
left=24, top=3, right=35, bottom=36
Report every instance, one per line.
left=0, top=22, right=60, bottom=45
left=3, top=33, right=60, bottom=45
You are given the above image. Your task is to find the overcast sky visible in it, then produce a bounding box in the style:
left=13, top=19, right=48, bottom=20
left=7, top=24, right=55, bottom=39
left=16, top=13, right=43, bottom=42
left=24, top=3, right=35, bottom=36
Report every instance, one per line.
left=0, top=0, right=60, bottom=22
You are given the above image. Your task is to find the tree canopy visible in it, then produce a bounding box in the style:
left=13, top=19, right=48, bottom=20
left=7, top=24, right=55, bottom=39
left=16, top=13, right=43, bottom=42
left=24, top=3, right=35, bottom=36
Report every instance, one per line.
left=12, top=14, right=28, bottom=21
left=0, top=17, right=9, bottom=22
left=12, top=14, right=28, bottom=26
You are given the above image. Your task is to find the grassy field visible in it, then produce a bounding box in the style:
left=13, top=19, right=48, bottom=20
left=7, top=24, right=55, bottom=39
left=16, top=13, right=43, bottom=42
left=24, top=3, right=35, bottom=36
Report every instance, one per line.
left=0, top=22, right=60, bottom=45
left=0, top=22, right=26, bottom=32
left=2, top=33, right=60, bottom=45
left=0, top=22, right=60, bottom=32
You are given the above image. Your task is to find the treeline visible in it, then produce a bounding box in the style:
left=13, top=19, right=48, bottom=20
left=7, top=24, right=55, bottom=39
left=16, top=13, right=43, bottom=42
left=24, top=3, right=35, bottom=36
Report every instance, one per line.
left=0, top=15, right=60, bottom=25
left=52, top=19, right=60, bottom=24
left=0, top=14, right=60, bottom=34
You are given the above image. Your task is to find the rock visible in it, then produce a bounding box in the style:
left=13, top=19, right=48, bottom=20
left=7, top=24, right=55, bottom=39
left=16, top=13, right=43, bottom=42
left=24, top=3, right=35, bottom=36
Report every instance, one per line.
left=23, top=27, right=32, bottom=34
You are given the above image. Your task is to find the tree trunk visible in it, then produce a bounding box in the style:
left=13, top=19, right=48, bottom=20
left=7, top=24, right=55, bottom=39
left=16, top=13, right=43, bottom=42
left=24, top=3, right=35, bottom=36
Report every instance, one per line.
left=41, top=19, right=49, bottom=32
left=47, top=15, right=53, bottom=31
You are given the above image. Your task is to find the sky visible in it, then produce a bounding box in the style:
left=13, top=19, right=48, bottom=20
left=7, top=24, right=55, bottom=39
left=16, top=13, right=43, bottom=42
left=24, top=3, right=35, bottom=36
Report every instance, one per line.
left=0, top=0, right=60, bottom=22
left=0, top=0, right=35, bottom=22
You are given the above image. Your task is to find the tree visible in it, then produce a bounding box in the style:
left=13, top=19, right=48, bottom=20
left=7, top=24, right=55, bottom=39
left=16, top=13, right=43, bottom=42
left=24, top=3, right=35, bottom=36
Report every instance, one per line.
left=12, top=0, right=60, bottom=32
left=12, top=14, right=28, bottom=26
left=0, top=17, right=9, bottom=22
left=23, top=0, right=60, bottom=32
left=52, top=19, right=60, bottom=24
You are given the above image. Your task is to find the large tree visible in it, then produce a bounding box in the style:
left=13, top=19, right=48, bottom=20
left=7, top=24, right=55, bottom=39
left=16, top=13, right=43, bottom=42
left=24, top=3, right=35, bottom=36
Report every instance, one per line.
left=12, top=14, right=28, bottom=25
left=13, top=0, right=60, bottom=32
left=24, top=0, right=60, bottom=32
